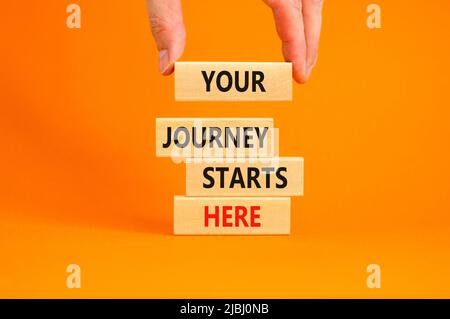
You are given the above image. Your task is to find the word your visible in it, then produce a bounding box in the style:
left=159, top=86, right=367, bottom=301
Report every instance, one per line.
left=202, top=70, right=266, bottom=93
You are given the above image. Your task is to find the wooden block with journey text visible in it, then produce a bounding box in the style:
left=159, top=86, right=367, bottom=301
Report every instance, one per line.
left=175, top=62, right=292, bottom=101
left=186, top=157, right=304, bottom=197
left=174, top=196, right=290, bottom=235
left=155, top=118, right=277, bottom=158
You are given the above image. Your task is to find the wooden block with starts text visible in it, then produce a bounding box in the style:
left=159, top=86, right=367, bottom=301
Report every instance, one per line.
left=175, top=62, right=292, bottom=101
left=186, top=157, right=304, bottom=196
left=173, top=196, right=290, bottom=235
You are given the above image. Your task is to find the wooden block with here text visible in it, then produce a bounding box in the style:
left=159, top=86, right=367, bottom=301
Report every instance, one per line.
left=174, top=196, right=290, bottom=235
left=156, top=118, right=277, bottom=158
left=175, top=62, right=292, bottom=101
left=186, top=157, right=304, bottom=197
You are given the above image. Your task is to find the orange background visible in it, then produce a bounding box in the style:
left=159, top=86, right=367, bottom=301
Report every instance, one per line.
left=1, top=0, right=450, bottom=298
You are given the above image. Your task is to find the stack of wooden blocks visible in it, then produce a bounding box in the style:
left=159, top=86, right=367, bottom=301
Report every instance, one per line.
left=156, top=62, right=304, bottom=235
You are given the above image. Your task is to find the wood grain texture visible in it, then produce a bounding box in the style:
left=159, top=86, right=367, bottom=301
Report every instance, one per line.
left=186, top=157, right=304, bottom=196
left=175, top=62, right=292, bottom=101
left=155, top=118, right=276, bottom=158
left=173, top=196, right=290, bottom=235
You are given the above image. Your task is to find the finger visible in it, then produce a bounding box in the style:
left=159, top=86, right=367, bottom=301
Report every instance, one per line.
left=146, top=0, right=186, bottom=75
left=302, top=0, right=324, bottom=80
left=263, top=0, right=308, bottom=83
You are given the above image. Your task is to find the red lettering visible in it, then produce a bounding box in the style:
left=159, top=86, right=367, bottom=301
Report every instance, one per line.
left=204, top=206, right=219, bottom=227
left=250, top=206, right=261, bottom=227
left=222, top=206, right=233, bottom=227
left=235, top=206, right=249, bottom=227
left=204, top=205, right=261, bottom=227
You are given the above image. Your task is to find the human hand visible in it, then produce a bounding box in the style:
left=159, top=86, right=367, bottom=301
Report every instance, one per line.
left=146, top=0, right=323, bottom=83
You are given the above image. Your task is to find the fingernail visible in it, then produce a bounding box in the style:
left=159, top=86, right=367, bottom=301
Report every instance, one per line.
left=300, top=61, right=308, bottom=83
left=305, top=65, right=314, bottom=80
left=305, top=56, right=318, bottom=80
left=158, top=50, right=169, bottom=74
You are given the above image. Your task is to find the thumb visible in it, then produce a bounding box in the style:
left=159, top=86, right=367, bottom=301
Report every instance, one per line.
left=146, top=0, right=186, bottom=75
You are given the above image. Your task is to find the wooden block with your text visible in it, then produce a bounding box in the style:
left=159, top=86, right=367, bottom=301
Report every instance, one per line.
left=175, top=62, right=292, bottom=101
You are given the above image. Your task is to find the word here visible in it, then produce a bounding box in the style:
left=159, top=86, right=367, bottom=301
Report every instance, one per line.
left=174, top=196, right=290, bottom=235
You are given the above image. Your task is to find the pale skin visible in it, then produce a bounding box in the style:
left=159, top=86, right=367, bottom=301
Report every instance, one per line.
left=146, top=0, right=323, bottom=84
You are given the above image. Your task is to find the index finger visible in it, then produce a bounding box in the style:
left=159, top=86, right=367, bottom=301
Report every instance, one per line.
left=263, top=0, right=308, bottom=83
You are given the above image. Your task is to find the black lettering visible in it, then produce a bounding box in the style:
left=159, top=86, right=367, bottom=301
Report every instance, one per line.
left=209, top=127, right=223, bottom=148
left=192, top=127, right=207, bottom=148
left=203, top=167, right=215, bottom=188
left=247, top=167, right=261, bottom=188
left=216, top=71, right=233, bottom=92
left=261, top=167, right=275, bottom=188
left=202, top=71, right=215, bottom=92
left=235, top=71, right=249, bottom=92
left=256, top=127, right=269, bottom=148
left=224, top=127, right=239, bottom=148
left=162, top=126, right=172, bottom=148
left=216, top=167, right=229, bottom=188
left=252, top=71, right=266, bottom=92
left=243, top=127, right=253, bottom=148
left=173, top=127, right=189, bottom=148
left=275, top=167, right=288, bottom=188
left=230, top=168, right=245, bottom=188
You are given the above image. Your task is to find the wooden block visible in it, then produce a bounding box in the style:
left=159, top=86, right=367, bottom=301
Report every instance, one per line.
left=174, top=196, right=290, bottom=235
left=156, top=118, right=277, bottom=158
left=186, top=157, right=304, bottom=196
left=175, top=62, right=292, bottom=101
